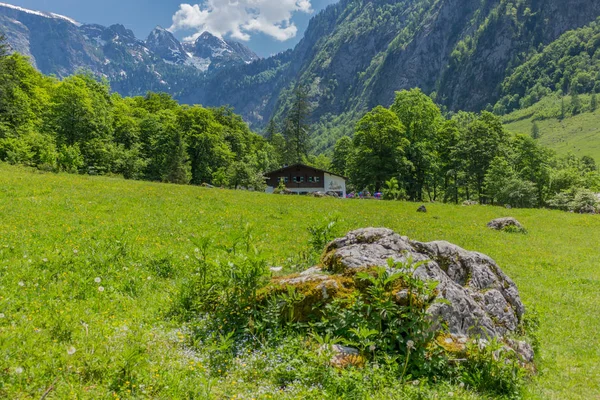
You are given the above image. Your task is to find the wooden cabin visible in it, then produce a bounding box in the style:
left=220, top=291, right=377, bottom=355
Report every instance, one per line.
left=265, top=164, right=347, bottom=197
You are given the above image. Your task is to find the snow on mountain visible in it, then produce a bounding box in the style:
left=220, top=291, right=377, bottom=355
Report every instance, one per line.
left=0, top=2, right=81, bottom=26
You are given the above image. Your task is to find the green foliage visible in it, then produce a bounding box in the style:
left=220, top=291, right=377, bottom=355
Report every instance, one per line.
left=547, top=187, right=598, bottom=212
left=498, top=17, right=600, bottom=114
left=459, top=339, right=524, bottom=399
left=348, top=105, right=408, bottom=192
left=531, top=121, right=540, bottom=139
left=331, top=136, right=352, bottom=176
left=391, top=89, right=443, bottom=201
left=283, top=85, right=312, bottom=164
left=382, top=177, right=406, bottom=201
left=307, top=216, right=339, bottom=254
left=0, top=56, right=280, bottom=188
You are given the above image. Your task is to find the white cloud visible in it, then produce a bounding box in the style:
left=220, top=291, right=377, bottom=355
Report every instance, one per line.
left=169, top=0, right=313, bottom=42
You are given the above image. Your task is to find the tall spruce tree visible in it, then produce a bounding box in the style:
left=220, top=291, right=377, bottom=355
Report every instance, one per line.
left=0, top=32, right=9, bottom=58
left=531, top=121, right=540, bottom=139
left=265, top=118, right=278, bottom=142
left=283, top=85, right=311, bottom=164
left=571, top=91, right=582, bottom=115
left=591, top=93, right=597, bottom=112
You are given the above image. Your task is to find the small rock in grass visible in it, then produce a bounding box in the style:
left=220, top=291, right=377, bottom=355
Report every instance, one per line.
left=487, top=217, right=524, bottom=232
left=417, top=205, right=427, bottom=213
left=321, top=345, right=363, bottom=368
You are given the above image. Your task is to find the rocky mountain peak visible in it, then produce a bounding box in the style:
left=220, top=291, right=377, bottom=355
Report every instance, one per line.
left=146, top=26, right=188, bottom=64
left=104, top=24, right=138, bottom=44
left=183, top=31, right=259, bottom=71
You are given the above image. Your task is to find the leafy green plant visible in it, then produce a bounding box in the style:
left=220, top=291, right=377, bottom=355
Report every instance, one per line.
left=307, top=216, right=339, bottom=253
left=460, top=338, right=524, bottom=399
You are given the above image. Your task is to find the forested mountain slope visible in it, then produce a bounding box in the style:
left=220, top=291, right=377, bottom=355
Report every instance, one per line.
left=178, top=0, right=600, bottom=148
left=2, top=0, right=600, bottom=149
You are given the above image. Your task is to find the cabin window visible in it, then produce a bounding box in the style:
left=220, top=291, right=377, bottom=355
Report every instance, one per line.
left=308, top=176, right=321, bottom=183
left=279, top=177, right=289, bottom=183
left=293, top=176, right=304, bottom=183
left=314, top=176, right=320, bottom=183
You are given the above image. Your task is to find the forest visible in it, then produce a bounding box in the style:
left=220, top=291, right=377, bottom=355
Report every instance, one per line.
left=1, top=34, right=599, bottom=212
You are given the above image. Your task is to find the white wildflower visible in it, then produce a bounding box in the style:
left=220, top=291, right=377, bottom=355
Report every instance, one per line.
left=406, top=340, right=415, bottom=350
left=67, top=346, right=76, bottom=355
left=42, top=258, right=48, bottom=263
left=0, top=313, right=5, bottom=318
left=14, top=367, right=23, bottom=374
left=73, top=249, right=79, bottom=254
left=18, top=281, right=25, bottom=287
left=94, top=277, right=101, bottom=283
left=98, top=286, right=105, bottom=292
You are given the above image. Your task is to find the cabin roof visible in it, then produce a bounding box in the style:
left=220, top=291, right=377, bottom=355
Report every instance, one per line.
left=266, top=163, right=347, bottom=180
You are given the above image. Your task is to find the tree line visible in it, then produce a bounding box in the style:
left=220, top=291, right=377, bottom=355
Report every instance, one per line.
left=2, top=33, right=599, bottom=211
left=329, top=89, right=600, bottom=211
left=0, top=37, right=283, bottom=190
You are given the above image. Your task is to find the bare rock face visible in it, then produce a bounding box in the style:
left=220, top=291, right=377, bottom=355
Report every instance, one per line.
left=487, top=217, right=524, bottom=231
left=322, top=228, right=525, bottom=338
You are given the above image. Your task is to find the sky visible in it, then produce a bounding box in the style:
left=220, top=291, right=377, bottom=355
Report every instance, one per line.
left=4, top=0, right=338, bottom=57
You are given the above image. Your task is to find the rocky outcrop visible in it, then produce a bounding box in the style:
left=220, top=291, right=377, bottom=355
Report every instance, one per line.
left=320, top=228, right=525, bottom=338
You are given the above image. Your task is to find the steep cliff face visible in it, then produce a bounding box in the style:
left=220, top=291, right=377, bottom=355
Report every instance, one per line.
left=180, top=0, right=600, bottom=130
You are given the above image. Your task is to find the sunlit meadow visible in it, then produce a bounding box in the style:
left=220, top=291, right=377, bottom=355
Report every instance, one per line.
left=0, top=164, right=599, bottom=399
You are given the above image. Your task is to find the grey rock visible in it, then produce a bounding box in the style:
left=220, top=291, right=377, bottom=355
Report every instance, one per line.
left=417, top=205, right=427, bottom=213
left=487, top=217, right=524, bottom=231
left=324, top=228, right=525, bottom=339
left=578, top=204, right=596, bottom=214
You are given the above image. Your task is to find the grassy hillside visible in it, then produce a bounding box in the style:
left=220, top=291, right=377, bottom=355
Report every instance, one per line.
left=504, top=95, right=600, bottom=161
left=0, top=164, right=599, bottom=399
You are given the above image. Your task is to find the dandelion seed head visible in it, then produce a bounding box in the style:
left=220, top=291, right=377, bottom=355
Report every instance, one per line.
left=0, top=313, right=5, bottom=318
left=67, top=346, right=76, bottom=355
left=14, top=367, right=23, bottom=374
left=18, top=281, right=25, bottom=287
left=98, top=286, right=105, bottom=292
left=94, top=277, right=101, bottom=283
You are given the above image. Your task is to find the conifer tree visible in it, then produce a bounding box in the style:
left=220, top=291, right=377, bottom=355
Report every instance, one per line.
left=0, top=32, right=9, bottom=58
left=265, top=118, right=278, bottom=142
left=591, top=93, right=597, bottom=112
left=531, top=121, right=540, bottom=139
left=571, top=91, right=582, bottom=115
left=283, top=85, right=311, bottom=164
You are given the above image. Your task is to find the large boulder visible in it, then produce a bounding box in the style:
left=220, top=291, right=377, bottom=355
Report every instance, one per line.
left=320, top=228, right=525, bottom=338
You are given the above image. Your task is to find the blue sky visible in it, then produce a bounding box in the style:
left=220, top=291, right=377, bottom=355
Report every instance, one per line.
left=5, top=0, right=338, bottom=57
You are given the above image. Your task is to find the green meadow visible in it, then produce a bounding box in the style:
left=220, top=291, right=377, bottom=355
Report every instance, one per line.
left=503, top=95, right=600, bottom=162
left=0, top=163, right=599, bottom=399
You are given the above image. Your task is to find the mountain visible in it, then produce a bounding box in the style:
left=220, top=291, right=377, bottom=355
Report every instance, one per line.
left=145, top=26, right=188, bottom=65
left=2, top=0, right=600, bottom=150
left=183, top=31, right=259, bottom=72
left=0, top=2, right=258, bottom=92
